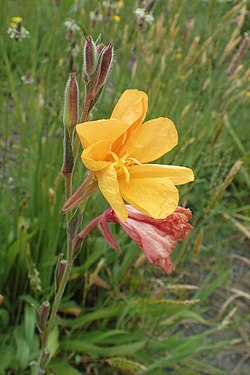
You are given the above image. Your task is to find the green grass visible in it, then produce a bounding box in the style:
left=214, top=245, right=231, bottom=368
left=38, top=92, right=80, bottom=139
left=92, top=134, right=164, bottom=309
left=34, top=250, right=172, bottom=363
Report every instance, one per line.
left=0, top=0, right=249, bottom=374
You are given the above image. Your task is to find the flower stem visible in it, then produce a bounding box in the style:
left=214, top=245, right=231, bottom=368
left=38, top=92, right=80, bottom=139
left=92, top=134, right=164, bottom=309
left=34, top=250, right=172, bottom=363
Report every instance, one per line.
left=46, top=253, right=73, bottom=336
left=37, top=87, right=94, bottom=374
left=50, top=172, right=74, bottom=328
left=37, top=173, right=73, bottom=373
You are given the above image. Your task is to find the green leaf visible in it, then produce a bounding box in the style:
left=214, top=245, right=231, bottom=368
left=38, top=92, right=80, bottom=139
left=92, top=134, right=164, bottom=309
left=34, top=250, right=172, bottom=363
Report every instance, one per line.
left=13, top=326, right=30, bottom=370
left=48, top=326, right=59, bottom=358
left=24, top=304, right=36, bottom=347
left=73, top=329, right=128, bottom=344
left=0, top=308, right=9, bottom=327
left=49, top=361, right=82, bottom=375
left=145, top=329, right=226, bottom=371
left=60, top=340, right=146, bottom=357
left=194, top=270, right=229, bottom=301
left=60, top=305, right=122, bottom=329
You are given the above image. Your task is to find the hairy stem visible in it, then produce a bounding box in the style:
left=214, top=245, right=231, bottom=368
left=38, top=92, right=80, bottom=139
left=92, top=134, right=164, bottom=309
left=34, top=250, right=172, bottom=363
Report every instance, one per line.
left=37, top=87, right=92, bottom=374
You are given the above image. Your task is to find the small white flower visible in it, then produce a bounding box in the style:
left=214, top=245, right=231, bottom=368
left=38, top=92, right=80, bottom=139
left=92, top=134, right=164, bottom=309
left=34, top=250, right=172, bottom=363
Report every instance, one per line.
left=7, top=26, right=29, bottom=40
left=135, top=7, right=154, bottom=26
left=64, top=19, right=81, bottom=33
left=145, top=14, right=154, bottom=25
left=103, top=1, right=116, bottom=9
left=90, top=11, right=103, bottom=22
left=135, top=8, right=145, bottom=18
left=21, top=74, right=34, bottom=84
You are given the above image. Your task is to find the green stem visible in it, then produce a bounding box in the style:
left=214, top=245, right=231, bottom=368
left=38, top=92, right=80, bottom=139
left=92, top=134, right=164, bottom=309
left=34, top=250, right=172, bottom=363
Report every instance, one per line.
left=46, top=173, right=73, bottom=336
left=46, top=254, right=73, bottom=336
left=65, top=173, right=73, bottom=223
left=38, top=174, right=73, bottom=373
left=37, top=88, right=93, bottom=374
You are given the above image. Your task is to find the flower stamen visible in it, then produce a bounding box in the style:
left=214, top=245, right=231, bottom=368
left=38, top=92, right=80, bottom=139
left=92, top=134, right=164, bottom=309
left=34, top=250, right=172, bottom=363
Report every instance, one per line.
left=110, top=151, right=142, bottom=182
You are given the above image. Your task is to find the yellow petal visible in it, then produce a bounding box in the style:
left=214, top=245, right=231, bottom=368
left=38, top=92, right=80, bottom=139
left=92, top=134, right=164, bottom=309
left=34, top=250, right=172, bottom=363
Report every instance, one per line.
left=119, top=117, right=178, bottom=162
left=96, top=164, right=128, bottom=221
left=111, top=90, right=149, bottom=154
left=81, top=141, right=112, bottom=172
left=119, top=175, right=179, bottom=219
left=76, top=119, right=130, bottom=149
left=111, top=89, right=148, bottom=126
left=11, top=17, right=22, bottom=23
left=128, top=164, right=195, bottom=185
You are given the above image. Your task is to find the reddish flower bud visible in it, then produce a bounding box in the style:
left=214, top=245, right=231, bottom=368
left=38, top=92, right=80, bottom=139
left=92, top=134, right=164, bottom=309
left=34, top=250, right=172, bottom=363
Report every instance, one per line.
left=63, top=72, right=79, bottom=130
left=96, top=43, right=113, bottom=90
left=87, top=43, right=114, bottom=99
left=62, top=127, right=73, bottom=176
left=57, top=260, right=67, bottom=289
left=40, top=301, right=50, bottom=332
left=83, top=35, right=97, bottom=82
left=96, top=43, right=105, bottom=54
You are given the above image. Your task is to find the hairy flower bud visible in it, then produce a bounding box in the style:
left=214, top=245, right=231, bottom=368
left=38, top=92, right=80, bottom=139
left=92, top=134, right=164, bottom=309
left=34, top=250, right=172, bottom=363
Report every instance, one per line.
left=83, top=36, right=97, bottom=82
left=62, top=127, right=74, bottom=176
left=87, top=43, right=114, bottom=99
left=96, top=43, right=113, bottom=89
left=96, top=43, right=105, bottom=54
left=40, top=301, right=50, bottom=332
left=63, top=72, right=79, bottom=130
left=57, top=260, right=67, bottom=288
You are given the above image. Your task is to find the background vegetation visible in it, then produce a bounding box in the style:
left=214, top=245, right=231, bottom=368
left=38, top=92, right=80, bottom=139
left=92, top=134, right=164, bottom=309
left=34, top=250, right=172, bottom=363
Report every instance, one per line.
left=0, top=0, right=249, bottom=374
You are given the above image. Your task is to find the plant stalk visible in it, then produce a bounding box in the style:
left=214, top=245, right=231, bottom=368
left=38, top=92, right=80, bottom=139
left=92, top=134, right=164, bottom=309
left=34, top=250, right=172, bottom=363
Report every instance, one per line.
left=36, top=82, right=92, bottom=375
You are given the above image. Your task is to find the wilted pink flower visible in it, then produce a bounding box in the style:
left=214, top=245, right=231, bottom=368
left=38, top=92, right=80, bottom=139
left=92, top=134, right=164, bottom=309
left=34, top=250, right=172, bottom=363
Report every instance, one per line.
left=74, top=206, right=192, bottom=274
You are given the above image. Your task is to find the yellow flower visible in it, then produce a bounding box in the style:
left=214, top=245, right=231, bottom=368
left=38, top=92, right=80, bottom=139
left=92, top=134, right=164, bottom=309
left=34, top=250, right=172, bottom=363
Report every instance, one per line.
left=10, top=16, right=23, bottom=27
left=113, top=15, right=121, bottom=22
left=76, top=90, right=194, bottom=221
left=175, top=52, right=182, bottom=60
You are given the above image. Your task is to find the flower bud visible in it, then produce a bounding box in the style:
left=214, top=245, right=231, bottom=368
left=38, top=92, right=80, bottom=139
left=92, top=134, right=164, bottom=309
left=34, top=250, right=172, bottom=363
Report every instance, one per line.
left=63, top=72, right=79, bottom=131
left=62, top=126, right=74, bottom=176
left=57, top=260, right=67, bottom=288
left=96, top=43, right=113, bottom=90
left=40, top=301, right=50, bottom=332
left=96, top=43, right=105, bottom=54
left=83, top=36, right=97, bottom=82
left=88, top=43, right=114, bottom=98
